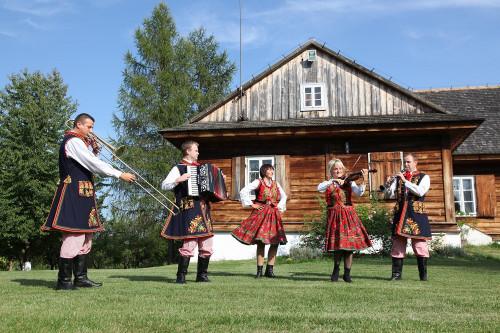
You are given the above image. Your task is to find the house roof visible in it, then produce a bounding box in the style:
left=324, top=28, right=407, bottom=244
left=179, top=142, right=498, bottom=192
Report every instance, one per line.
left=188, top=39, right=448, bottom=123
left=415, top=86, right=500, bottom=155
left=161, top=113, right=479, bottom=133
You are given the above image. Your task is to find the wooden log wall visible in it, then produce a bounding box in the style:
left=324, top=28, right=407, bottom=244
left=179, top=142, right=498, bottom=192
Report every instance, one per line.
left=202, top=148, right=450, bottom=233
left=199, top=49, right=435, bottom=123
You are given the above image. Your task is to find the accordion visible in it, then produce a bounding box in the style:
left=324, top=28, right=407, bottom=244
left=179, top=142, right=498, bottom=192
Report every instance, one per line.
left=187, top=163, right=228, bottom=202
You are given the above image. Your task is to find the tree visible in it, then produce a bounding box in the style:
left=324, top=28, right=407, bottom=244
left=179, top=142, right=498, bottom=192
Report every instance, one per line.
left=103, top=3, right=235, bottom=266
left=0, top=70, right=77, bottom=270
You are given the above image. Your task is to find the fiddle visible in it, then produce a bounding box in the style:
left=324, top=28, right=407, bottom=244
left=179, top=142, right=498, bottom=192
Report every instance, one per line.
left=331, top=169, right=377, bottom=187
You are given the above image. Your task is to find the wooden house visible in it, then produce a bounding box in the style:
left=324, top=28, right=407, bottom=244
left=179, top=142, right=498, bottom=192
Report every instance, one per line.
left=160, top=39, right=488, bottom=259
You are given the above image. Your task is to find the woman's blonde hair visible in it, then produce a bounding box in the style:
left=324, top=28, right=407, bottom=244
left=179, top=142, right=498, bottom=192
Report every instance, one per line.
left=327, top=159, right=347, bottom=177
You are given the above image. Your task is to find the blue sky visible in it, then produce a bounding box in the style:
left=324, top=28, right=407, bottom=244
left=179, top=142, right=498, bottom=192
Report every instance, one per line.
left=1, top=0, right=499, bottom=137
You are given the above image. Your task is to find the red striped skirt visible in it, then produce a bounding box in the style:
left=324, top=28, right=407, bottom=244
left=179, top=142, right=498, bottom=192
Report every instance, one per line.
left=232, top=205, right=287, bottom=245
left=325, top=205, right=372, bottom=252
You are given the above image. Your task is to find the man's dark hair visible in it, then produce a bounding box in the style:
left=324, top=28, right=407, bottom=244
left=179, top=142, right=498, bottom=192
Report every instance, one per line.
left=73, top=113, right=95, bottom=128
left=259, top=164, right=274, bottom=178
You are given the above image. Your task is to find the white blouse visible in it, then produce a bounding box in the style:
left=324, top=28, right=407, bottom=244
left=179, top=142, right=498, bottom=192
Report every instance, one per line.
left=317, top=179, right=366, bottom=197
left=384, top=174, right=430, bottom=199
left=65, top=137, right=122, bottom=179
left=240, top=179, right=287, bottom=212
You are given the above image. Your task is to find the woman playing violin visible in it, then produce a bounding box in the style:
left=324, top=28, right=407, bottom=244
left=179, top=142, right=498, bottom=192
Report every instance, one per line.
left=317, top=159, right=372, bottom=282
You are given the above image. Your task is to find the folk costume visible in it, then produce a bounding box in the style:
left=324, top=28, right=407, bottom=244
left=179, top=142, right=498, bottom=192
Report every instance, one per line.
left=385, top=170, right=431, bottom=281
left=317, top=178, right=372, bottom=282
left=160, top=159, right=214, bottom=283
left=42, top=131, right=123, bottom=290
left=232, top=178, right=287, bottom=277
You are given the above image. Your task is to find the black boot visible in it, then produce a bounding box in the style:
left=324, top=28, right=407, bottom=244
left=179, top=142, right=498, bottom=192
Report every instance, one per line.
left=390, top=257, right=404, bottom=281
left=417, top=256, right=428, bottom=281
left=264, top=265, right=276, bottom=278
left=176, top=256, right=190, bottom=284
left=56, top=257, right=75, bottom=290
left=343, top=267, right=352, bottom=283
left=196, top=256, right=210, bottom=282
left=73, top=254, right=102, bottom=288
left=331, top=263, right=340, bottom=282
left=255, top=265, right=263, bottom=278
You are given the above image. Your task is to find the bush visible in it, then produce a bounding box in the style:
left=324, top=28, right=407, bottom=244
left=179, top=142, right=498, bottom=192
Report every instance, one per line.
left=430, top=234, right=465, bottom=257
left=299, top=195, right=393, bottom=255
left=355, top=196, right=393, bottom=255
left=289, top=246, right=324, bottom=261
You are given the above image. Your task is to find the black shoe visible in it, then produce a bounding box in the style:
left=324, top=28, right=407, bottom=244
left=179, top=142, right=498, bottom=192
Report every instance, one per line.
left=417, top=257, right=428, bottom=281
left=176, top=256, right=190, bottom=284
left=56, top=257, right=75, bottom=290
left=390, top=257, right=404, bottom=281
left=264, top=265, right=276, bottom=278
left=255, top=265, right=263, bottom=278
left=331, top=264, right=340, bottom=282
left=73, top=254, right=102, bottom=288
left=342, top=268, right=352, bottom=283
left=196, top=256, right=210, bottom=282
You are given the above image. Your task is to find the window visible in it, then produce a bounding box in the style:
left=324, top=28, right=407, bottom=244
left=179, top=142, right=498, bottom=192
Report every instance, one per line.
left=301, top=83, right=327, bottom=111
left=245, top=156, right=275, bottom=186
left=453, top=176, right=477, bottom=216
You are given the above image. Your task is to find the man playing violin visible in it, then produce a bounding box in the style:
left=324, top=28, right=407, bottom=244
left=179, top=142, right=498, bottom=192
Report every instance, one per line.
left=384, top=153, right=431, bottom=281
left=42, top=113, right=136, bottom=290
left=317, top=159, right=372, bottom=282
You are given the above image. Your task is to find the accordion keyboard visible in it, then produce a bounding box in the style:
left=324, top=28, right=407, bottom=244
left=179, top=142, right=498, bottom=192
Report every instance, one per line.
left=187, top=166, right=199, bottom=196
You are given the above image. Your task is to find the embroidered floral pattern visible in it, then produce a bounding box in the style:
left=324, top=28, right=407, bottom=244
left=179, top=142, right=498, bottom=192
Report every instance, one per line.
left=402, top=217, right=420, bottom=235
left=188, top=215, right=207, bottom=234
left=63, top=175, right=72, bottom=184
left=78, top=181, right=94, bottom=197
left=88, top=208, right=99, bottom=227
left=180, top=198, right=194, bottom=211
left=412, top=201, right=425, bottom=214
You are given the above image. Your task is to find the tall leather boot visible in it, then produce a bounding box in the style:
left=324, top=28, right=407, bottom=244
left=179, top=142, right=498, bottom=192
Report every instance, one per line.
left=176, top=256, right=190, bottom=284
left=331, top=263, right=340, bottom=282
left=255, top=265, right=263, bottom=278
left=56, top=257, right=75, bottom=290
left=417, top=256, right=428, bottom=281
left=343, top=267, right=352, bottom=283
left=390, top=257, right=403, bottom=281
left=264, top=265, right=276, bottom=278
left=196, top=256, right=210, bottom=282
left=73, top=254, right=102, bottom=288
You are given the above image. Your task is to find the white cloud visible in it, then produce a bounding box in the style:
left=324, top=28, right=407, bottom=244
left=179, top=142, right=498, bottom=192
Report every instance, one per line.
left=0, top=30, right=16, bottom=38
left=1, top=0, right=74, bottom=17
left=21, top=17, right=47, bottom=30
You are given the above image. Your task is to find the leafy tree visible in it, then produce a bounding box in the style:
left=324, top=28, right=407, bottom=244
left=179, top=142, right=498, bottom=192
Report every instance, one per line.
left=0, top=70, right=77, bottom=269
left=100, top=3, right=235, bottom=267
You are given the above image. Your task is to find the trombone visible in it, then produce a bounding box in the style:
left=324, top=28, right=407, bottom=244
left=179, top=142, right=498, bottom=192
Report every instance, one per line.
left=66, top=120, right=179, bottom=215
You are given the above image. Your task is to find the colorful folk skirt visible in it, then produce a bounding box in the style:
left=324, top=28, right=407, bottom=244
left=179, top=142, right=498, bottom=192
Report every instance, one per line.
left=232, top=205, right=287, bottom=245
left=325, top=205, right=372, bottom=252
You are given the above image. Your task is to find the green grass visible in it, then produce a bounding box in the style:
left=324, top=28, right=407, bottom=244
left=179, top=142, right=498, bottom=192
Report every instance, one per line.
left=0, top=256, right=499, bottom=333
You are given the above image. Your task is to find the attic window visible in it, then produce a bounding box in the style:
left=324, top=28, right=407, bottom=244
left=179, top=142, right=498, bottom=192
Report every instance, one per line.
left=301, top=83, right=327, bottom=111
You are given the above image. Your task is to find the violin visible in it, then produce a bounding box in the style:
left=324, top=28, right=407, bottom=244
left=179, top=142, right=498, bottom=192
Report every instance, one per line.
left=332, top=169, right=377, bottom=187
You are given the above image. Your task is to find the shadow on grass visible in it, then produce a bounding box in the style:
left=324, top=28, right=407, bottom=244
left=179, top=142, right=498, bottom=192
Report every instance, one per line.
left=210, top=270, right=328, bottom=282
left=109, top=275, right=174, bottom=283
left=12, top=279, right=54, bottom=289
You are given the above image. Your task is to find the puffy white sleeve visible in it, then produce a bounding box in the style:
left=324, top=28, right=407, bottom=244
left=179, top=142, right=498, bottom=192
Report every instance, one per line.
left=405, top=175, right=430, bottom=197
left=239, top=179, right=260, bottom=207
left=161, top=166, right=181, bottom=191
left=65, top=138, right=122, bottom=178
left=317, top=179, right=333, bottom=193
left=350, top=181, right=366, bottom=197
left=277, top=182, right=287, bottom=213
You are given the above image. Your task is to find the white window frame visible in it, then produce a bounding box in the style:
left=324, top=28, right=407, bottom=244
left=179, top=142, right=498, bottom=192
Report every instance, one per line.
left=300, top=83, right=327, bottom=111
left=245, top=156, right=275, bottom=200
left=453, top=176, right=477, bottom=216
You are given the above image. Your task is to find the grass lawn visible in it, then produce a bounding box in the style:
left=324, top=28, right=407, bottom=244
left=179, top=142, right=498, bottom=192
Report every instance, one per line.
left=0, top=255, right=499, bottom=333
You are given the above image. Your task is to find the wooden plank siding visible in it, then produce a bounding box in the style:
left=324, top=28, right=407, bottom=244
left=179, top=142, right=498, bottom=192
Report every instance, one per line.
left=198, top=49, right=434, bottom=123
left=201, top=148, right=449, bottom=233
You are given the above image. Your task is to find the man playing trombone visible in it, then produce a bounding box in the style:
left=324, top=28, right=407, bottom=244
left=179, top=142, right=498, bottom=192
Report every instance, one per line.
left=42, top=113, right=136, bottom=290
left=383, top=153, right=431, bottom=281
